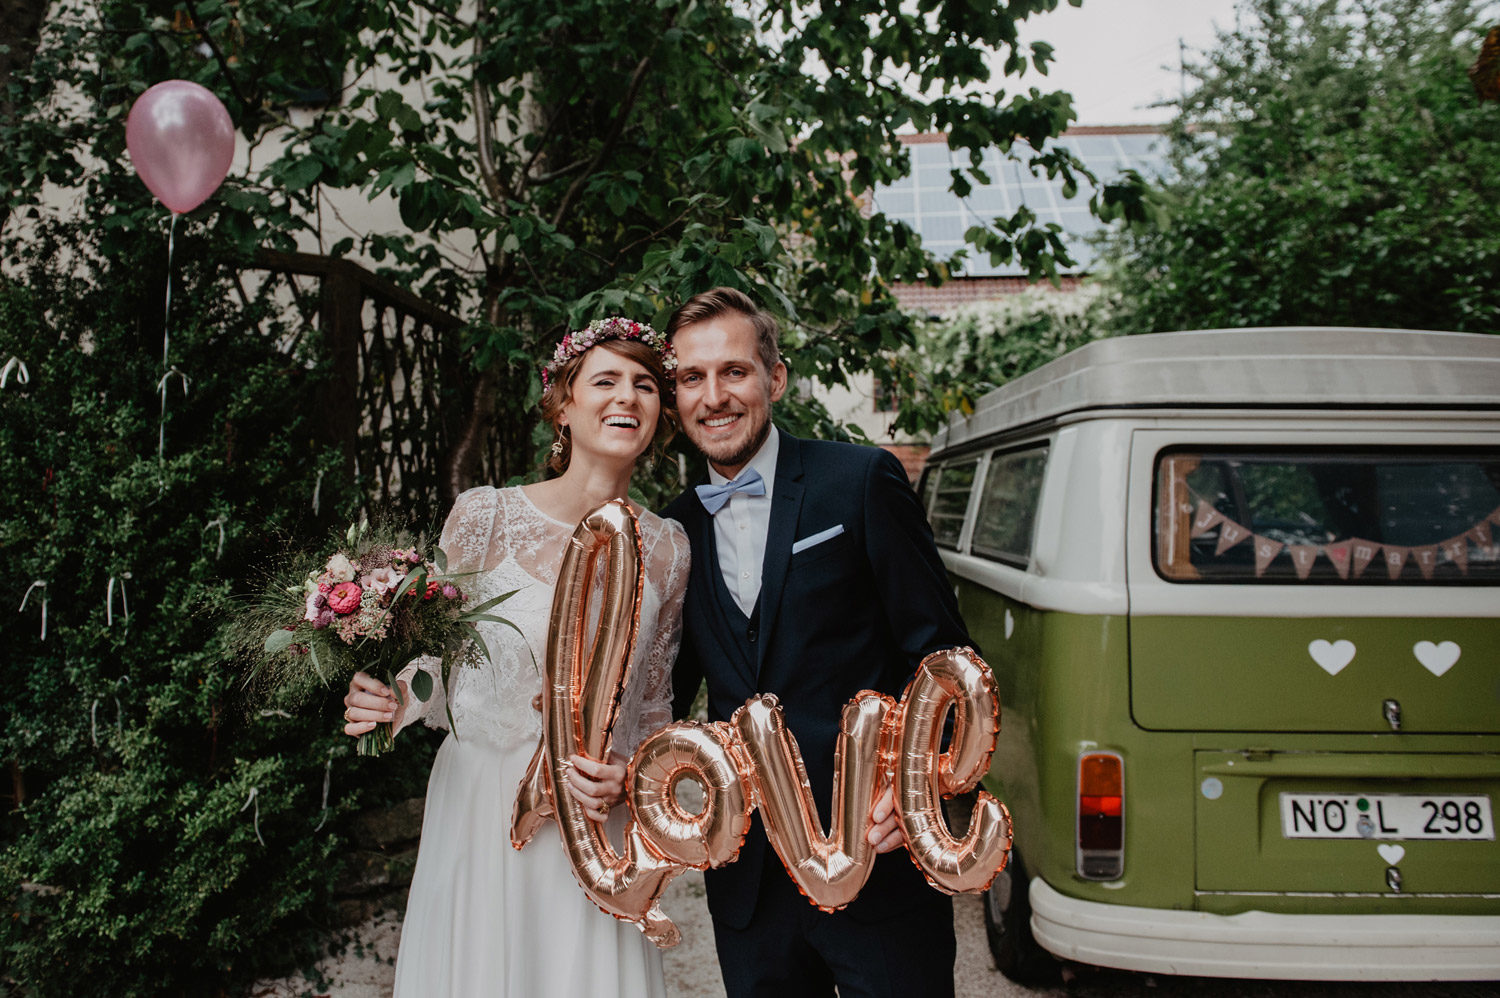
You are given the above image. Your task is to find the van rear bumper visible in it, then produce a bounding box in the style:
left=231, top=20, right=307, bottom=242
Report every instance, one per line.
left=1030, top=879, right=1500, bottom=980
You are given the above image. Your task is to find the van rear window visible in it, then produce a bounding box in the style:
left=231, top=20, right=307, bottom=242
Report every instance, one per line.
left=1155, top=449, right=1500, bottom=584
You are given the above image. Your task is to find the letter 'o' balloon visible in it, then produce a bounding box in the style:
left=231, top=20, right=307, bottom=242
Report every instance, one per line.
left=126, top=80, right=235, bottom=214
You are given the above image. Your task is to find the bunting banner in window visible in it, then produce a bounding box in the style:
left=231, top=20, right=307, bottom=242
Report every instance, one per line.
left=1187, top=497, right=1500, bottom=581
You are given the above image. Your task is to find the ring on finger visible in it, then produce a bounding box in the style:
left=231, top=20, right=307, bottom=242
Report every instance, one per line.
left=343, top=707, right=354, bottom=723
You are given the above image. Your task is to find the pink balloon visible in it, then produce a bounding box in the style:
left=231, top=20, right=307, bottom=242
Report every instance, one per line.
left=126, top=80, right=235, bottom=214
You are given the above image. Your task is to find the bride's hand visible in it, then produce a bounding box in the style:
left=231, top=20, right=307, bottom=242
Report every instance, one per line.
left=564, top=751, right=628, bottom=823
left=342, top=671, right=399, bottom=736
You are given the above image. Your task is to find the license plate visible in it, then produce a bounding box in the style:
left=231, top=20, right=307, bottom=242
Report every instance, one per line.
left=1279, top=793, right=1495, bottom=840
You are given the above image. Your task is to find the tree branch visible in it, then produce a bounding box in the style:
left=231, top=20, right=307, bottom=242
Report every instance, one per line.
left=549, top=52, right=654, bottom=229
left=184, top=2, right=259, bottom=122
left=470, top=11, right=509, bottom=204
left=610, top=204, right=694, bottom=266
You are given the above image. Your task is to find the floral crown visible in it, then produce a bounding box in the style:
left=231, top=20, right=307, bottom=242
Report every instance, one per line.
left=540, top=316, right=676, bottom=392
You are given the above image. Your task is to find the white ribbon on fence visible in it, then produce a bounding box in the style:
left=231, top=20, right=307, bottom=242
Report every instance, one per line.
left=1, top=356, right=28, bottom=389
left=313, top=748, right=335, bottom=832
left=106, top=574, right=131, bottom=628
left=156, top=366, right=190, bottom=461
left=19, top=580, right=47, bottom=640
left=203, top=516, right=227, bottom=560
left=91, top=696, right=126, bottom=748
left=240, top=786, right=265, bottom=846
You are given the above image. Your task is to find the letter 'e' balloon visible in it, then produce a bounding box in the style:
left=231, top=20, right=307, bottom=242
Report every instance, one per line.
left=125, top=80, right=235, bottom=214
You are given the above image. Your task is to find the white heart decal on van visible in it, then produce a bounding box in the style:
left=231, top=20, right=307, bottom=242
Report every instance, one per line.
left=1413, top=640, right=1460, bottom=677
left=1308, top=639, right=1356, bottom=675
left=1004, top=608, right=1014, bottom=640
left=1377, top=843, right=1404, bottom=866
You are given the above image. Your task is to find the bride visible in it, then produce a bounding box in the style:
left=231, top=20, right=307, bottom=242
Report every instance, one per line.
left=340, top=317, right=688, bottom=997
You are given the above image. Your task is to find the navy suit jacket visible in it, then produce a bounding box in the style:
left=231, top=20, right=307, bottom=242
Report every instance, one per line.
left=663, top=429, right=971, bottom=929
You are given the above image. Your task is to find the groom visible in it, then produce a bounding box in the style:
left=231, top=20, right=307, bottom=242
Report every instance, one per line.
left=663, top=288, right=970, bottom=997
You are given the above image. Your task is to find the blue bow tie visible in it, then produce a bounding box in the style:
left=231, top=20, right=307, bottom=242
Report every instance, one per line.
left=696, top=468, right=767, bottom=515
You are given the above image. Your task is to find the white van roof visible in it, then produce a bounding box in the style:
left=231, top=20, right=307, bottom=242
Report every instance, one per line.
left=929, top=327, right=1500, bottom=452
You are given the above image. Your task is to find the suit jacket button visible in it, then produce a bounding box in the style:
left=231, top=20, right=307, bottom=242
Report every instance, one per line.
left=747, top=627, right=758, bottom=643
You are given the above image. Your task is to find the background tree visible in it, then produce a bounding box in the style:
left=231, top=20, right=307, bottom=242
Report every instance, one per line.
left=1100, top=0, right=1500, bottom=335
left=4, top=0, right=1094, bottom=500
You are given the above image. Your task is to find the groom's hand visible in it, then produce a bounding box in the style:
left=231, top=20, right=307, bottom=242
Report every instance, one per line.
left=867, top=786, right=904, bottom=853
left=565, top=751, right=628, bottom=823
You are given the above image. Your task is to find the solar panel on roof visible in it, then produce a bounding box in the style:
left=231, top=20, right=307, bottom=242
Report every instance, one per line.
left=870, top=132, right=1171, bottom=277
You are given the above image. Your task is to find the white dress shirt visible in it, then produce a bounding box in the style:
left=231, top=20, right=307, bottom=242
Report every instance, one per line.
left=708, top=430, right=779, bottom=616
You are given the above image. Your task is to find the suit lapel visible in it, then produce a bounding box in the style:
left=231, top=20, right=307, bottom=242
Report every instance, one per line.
left=755, top=430, right=804, bottom=675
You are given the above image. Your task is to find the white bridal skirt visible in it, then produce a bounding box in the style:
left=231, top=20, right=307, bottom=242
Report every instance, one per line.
left=393, top=735, right=667, bottom=998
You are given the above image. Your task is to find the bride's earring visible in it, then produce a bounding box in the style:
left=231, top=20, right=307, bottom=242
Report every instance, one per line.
left=551, top=427, right=566, bottom=457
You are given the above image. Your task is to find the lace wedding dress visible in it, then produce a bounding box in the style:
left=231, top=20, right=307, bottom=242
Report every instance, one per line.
left=390, top=486, right=689, bottom=998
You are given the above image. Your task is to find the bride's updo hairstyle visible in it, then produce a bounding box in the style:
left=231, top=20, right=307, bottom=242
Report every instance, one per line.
left=539, top=337, right=677, bottom=475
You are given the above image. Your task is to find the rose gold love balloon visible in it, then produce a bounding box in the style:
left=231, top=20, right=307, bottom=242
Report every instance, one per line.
left=510, top=499, right=686, bottom=947
left=513, top=500, right=1010, bottom=938
left=893, top=646, right=1012, bottom=894
left=730, top=691, right=894, bottom=911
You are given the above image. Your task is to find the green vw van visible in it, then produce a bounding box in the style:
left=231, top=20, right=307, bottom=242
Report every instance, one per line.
left=919, top=327, right=1499, bottom=981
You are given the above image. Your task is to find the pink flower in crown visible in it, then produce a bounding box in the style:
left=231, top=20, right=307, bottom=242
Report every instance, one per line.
left=327, top=581, right=363, bottom=614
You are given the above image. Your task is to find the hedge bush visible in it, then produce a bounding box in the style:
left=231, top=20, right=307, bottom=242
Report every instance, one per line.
left=0, top=217, right=436, bottom=997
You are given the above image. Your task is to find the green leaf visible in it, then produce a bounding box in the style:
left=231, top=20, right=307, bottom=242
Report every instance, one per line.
left=457, top=588, right=522, bottom=619
left=264, top=629, right=297, bottom=654
left=410, top=668, right=433, bottom=702
left=392, top=566, right=427, bottom=603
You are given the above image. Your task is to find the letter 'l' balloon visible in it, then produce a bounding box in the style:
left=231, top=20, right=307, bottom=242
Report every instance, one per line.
left=511, top=499, right=687, bottom=946
left=126, top=80, right=235, bottom=214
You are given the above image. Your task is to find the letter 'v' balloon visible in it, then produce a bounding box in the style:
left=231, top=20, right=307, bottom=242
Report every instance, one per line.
left=731, top=691, right=893, bottom=911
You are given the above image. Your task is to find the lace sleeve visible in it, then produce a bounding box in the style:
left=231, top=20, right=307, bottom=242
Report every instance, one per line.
left=636, top=518, right=690, bottom=742
left=395, top=487, right=498, bottom=735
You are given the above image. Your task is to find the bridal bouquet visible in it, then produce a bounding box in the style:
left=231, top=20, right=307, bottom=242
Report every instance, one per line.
left=239, top=520, right=514, bottom=756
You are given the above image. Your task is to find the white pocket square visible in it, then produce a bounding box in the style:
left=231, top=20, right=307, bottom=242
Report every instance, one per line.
left=792, top=524, right=844, bottom=554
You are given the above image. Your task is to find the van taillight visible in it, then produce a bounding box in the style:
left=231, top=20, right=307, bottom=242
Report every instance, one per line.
left=1077, top=751, right=1123, bottom=880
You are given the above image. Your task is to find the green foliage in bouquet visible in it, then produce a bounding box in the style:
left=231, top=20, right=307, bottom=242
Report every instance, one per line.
left=0, top=219, right=438, bottom=996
